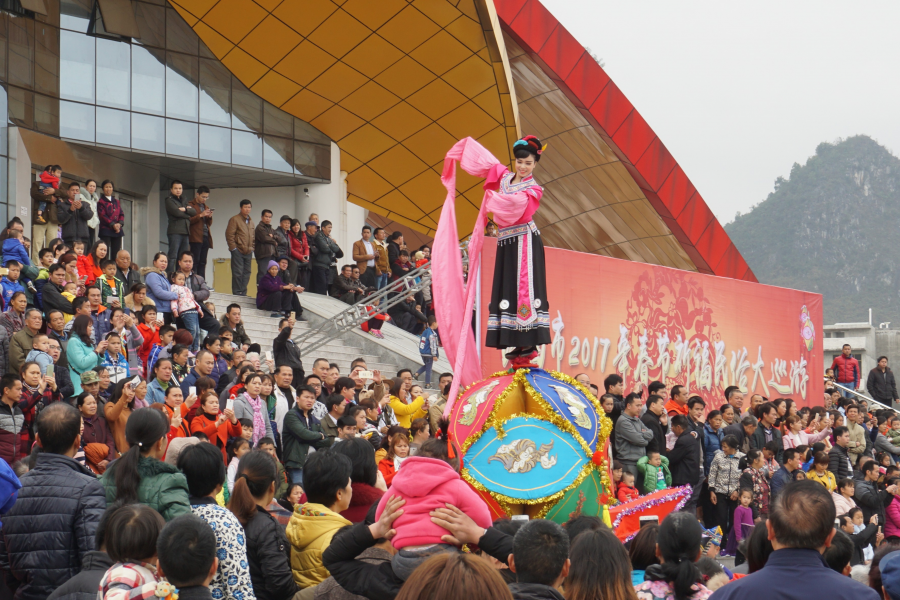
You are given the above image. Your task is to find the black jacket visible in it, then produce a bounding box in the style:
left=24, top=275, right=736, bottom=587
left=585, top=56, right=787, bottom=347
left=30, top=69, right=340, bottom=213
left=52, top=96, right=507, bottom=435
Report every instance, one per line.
left=854, top=478, right=892, bottom=525
left=723, top=422, right=752, bottom=454
left=322, top=523, right=513, bottom=600
left=116, top=267, right=142, bottom=295
left=56, top=199, right=94, bottom=243
left=640, top=410, right=667, bottom=456
left=668, top=430, right=701, bottom=486
left=867, top=368, right=898, bottom=404
left=509, top=583, right=566, bottom=600
left=0, top=453, right=106, bottom=600
left=828, top=445, right=853, bottom=482
left=255, top=223, right=278, bottom=260
left=244, top=505, right=297, bottom=600
left=42, top=281, right=75, bottom=317
left=849, top=522, right=877, bottom=567
left=164, top=194, right=194, bottom=236
left=273, top=325, right=303, bottom=377
left=46, top=551, right=113, bottom=600
left=183, top=271, right=212, bottom=303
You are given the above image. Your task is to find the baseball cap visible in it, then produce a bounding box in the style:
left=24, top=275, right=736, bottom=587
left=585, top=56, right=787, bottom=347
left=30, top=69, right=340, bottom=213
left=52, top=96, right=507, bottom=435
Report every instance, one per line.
left=305, top=221, right=318, bottom=228
left=881, top=550, right=900, bottom=599
left=80, top=370, right=100, bottom=385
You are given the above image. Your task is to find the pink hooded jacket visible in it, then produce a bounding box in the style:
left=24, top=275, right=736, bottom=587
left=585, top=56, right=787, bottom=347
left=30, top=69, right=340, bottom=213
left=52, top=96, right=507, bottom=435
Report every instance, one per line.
left=375, top=456, right=492, bottom=549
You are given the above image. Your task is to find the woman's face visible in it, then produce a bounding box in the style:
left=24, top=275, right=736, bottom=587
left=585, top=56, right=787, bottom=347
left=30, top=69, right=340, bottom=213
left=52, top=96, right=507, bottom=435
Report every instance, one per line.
left=260, top=379, right=273, bottom=397
left=723, top=443, right=735, bottom=456
left=173, top=350, right=188, bottom=366
left=288, top=485, right=304, bottom=505
left=709, top=415, right=723, bottom=430
left=156, top=361, right=172, bottom=381
left=791, top=420, right=802, bottom=433
left=65, top=260, right=78, bottom=274
left=788, top=404, right=798, bottom=417
left=154, top=255, right=168, bottom=270
left=752, top=455, right=764, bottom=469
left=341, top=387, right=354, bottom=401
left=245, top=378, right=261, bottom=397
left=86, top=322, right=94, bottom=338
left=98, top=370, right=110, bottom=390
left=843, top=484, right=854, bottom=497
left=87, top=181, right=97, bottom=194
left=268, top=266, right=279, bottom=277
left=80, top=395, right=97, bottom=416
left=23, top=364, right=41, bottom=387
left=167, top=388, right=184, bottom=407
left=776, top=402, right=786, bottom=417
left=207, top=340, right=221, bottom=355
left=110, top=311, right=124, bottom=328
left=394, top=440, right=409, bottom=458
left=203, top=395, right=219, bottom=414
left=417, top=423, right=430, bottom=439
left=721, top=406, right=734, bottom=425
left=365, top=407, right=379, bottom=421
left=11, top=294, right=26, bottom=313
left=602, top=398, right=614, bottom=413
left=134, top=381, right=147, bottom=399
left=291, top=222, right=301, bottom=234
left=96, top=243, right=107, bottom=260
left=102, top=183, right=113, bottom=196
left=410, top=385, right=423, bottom=398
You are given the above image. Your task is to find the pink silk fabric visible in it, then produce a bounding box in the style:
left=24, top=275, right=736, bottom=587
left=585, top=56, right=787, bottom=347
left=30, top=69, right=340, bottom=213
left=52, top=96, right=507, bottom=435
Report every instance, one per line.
left=433, top=137, right=534, bottom=417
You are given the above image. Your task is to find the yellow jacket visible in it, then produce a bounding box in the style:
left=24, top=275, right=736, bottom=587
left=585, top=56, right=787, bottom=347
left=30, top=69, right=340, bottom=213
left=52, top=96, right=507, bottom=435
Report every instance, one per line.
left=388, top=395, right=426, bottom=429
left=807, top=469, right=836, bottom=492
left=286, top=502, right=352, bottom=588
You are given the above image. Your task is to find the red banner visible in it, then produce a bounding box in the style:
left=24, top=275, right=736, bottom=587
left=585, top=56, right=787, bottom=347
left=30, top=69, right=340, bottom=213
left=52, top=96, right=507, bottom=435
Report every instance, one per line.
left=479, top=241, right=823, bottom=408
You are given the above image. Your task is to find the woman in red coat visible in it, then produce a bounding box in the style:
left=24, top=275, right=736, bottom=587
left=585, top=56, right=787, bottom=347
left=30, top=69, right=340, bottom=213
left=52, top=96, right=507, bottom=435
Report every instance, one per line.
left=289, top=219, right=309, bottom=286
left=377, top=432, right=410, bottom=487
left=191, top=391, right=242, bottom=462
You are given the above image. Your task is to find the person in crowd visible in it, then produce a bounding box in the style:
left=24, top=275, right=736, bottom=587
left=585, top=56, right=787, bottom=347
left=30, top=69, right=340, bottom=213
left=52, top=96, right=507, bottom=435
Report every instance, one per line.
left=750, top=402, right=783, bottom=463
left=8, top=307, right=42, bottom=376
left=286, top=450, right=354, bottom=588
left=67, top=315, right=104, bottom=397
left=807, top=450, right=837, bottom=491
left=641, top=393, right=668, bottom=455
left=352, top=225, right=378, bottom=289
left=142, top=252, right=178, bottom=326
left=782, top=413, right=831, bottom=448
left=272, top=216, right=295, bottom=283
left=770, top=447, right=802, bottom=500
left=233, top=372, right=273, bottom=445
left=164, top=180, right=195, bottom=275
left=288, top=219, right=310, bottom=289
left=702, top=409, right=724, bottom=476
left=96, top=503, right=166, bottom=600
left=0, top=403, right=106, bottom=600
left=867, top=355, right=899, bottom=408
left=829, top=425, right=855, bottom=481
left=273, top=316, right=303, bottom=395
left=78, top=390, right=116, bottom=464
left=254, top=209, right=279, bottom=284
left=711, top=480, right=879, bottom=599
left=169, top=270, right=203, bottom=352
left=257, top=260, right=302, bottom=319
left=96, top=180, right=124, bottom=257
left=831, top=343, right=861, bottom=398
left=176, top=252, right=220, bottom=337
left=707, top=435, right=745, bottom=538
left=220, top=303, right=251, bottom=351
left=563, top=527, right=637, bottom=600
left=311, top=220, right=342, bottom=295
left=99, top=406, right=191, bottom=521
left=177, top=442, right=255, bottom=600
left=668, top=414, right=702, bottom=510
left=115, top=250, right=142, bottom=296
left=371, top=227, right=390, bottom=290
left=738, top=449, right=770, bottom=518
left=332, top=437, right=386, bottom=523
left=30, top=170, right=65, bottom=263
left=155, top=514, right=220, bottom=600
left=282, top=384, right=329, bottom=485
left=845, top=403, right=868, bottom=466
left=191, top=391, right=241, bottom=461
left=0, top=291, right=25, bottom=375
left=45, top=499, right=116, bottom=600
left=615, top=392, right=654, bottom=479
left=225, top=199, right=254, bottom=296
left=633, top=512, right=711, bottom=600
left=832, top=477, right=858, bottom=515
left=393, top=552, right=512, bottom=600
left=637, top=450, right=672, bottom=494
left=839, top=508, right=879, bottom=567
left=665, top=384, right=689, bottom=418
left=57, top=182, right=94, bottom=247
left=377, top=431, right=409, bottom=486
left=187, top=186, right=213, bottom=280
left=876, top=415, right=900, bottom=464
left=145, top=356, right=175, bottom=405
left=856, top=459, right=897, bottom=525
left=0, top=372, right=27, bottom=465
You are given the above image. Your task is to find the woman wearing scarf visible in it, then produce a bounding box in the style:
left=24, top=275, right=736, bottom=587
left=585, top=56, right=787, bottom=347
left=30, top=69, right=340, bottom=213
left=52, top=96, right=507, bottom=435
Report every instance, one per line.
left=233, top=372, right=273, bottom=445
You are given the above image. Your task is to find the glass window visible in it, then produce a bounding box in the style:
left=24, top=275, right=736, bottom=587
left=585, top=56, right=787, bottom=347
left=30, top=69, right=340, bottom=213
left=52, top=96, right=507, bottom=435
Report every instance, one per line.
left=199, top=58, right=229, bottom=126
left=231, top=76, right=260, bottom=132
left=133, top=1, right=164, bottom=48
left=96, top=106, right=129, bottom=146
left=165, top=51, right=197, bottom=121
left=60, top=0, right=91, bottom=32
left=264, top=135, right=292, bottom=173
left=0, top=86, right=8, bottom=152
left=131, top=45, right=164, bottom=115
left=34, top=22, right=59, bottom=97
left=231, top=129, right=261, bottom=168
left=0, top=203, right=7, bottom=227
left=96, top=37, right=129, bottom=109
left=165, top=7, right=196, bottom=55
left=263, top=102, right=291, bottom=137
left=294, top=141, right=330, bottom=179
left=33, top=93, right=58, bottom=135
left=199, top=124, right=229, bottom=163
left=0, top=14, right=9, bottom=83
left=294, top=117, right=330, bottom=145
left=60, top=30, right=94, bottom=103
left=131, top=111, right=163, bottom=152
left=8, top=87, right=34, bottom=129
left=8, top=17, right=34, bottom=90
left=59, top=99, right=93, bottom=141
left=166, top=118, right=197, bottom=158
left=0, top=157, right=7, bottom=205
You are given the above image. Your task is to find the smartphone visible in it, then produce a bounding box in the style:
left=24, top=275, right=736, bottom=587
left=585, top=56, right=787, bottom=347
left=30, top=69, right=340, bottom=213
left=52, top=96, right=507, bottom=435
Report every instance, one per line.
left=359, top=370, right=374, bottom=380
left=156, top=313, right=164, bottom=324
left=511, top=515, right=529, bottom=522
left=265, top=351, right=273, bottom=361
left=130, top=376, right=141, bottom=387
left=188, top=386, right=196, bottom=397
left=46, top=364, right=54, bottom=377
left=835, top=518, right=841, bottom=529
left=225, top=397, right=234, bottom=412
left=290, top=311, right=295, bottom=320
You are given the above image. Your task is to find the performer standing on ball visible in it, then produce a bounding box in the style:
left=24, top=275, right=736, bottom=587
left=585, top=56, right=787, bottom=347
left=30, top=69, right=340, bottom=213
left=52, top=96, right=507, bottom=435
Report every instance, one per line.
left=484, top=135, right=550, bottom=360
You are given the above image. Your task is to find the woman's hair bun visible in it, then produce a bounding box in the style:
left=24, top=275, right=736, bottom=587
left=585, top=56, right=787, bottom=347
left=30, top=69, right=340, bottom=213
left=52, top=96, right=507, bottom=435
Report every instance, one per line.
left=513, top=135, right=545, bottom=161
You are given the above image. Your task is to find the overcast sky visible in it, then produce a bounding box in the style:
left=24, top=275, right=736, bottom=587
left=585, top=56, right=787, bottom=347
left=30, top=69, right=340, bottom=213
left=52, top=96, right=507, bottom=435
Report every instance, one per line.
left=540, top=0, right=900, bottom=225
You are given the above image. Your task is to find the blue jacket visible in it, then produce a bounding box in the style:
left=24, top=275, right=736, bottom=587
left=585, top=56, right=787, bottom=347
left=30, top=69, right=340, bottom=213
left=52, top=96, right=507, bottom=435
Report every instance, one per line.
left=703, top=423, right=724, bottom=475
left=179, top=368, right=203, bottom=398
left=99, top=352, right=129, bottom=384
left=143, top=267, right=177, bottom=313
left=0, top=277, right=25, bottom=307
left=1, top=238, right=30, bottom=268
left=418, top=327, right=439, bottom=358
left=708, top=548, right=879, bottom=600
left=67, top=336, right=101, bottom=397
left=769, top=466, right=796, bottom=500
left=90, top=308, right=111, bottom=345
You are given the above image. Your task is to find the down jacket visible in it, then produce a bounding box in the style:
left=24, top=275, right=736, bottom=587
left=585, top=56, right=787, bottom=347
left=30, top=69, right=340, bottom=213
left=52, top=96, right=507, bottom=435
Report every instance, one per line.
left=0, top=453, right=106, bottom=600
left=45, top=551, right=113, bottom=600
left=286, top=502, right=352, bottom=588
left=244, top=504, right=298, bottom=600
left=100, top=455, right=191, bottom=522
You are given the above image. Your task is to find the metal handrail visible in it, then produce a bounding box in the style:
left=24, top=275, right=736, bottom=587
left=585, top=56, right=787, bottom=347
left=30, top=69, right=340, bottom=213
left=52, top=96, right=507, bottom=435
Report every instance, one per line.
left=830, top=381, right=893, bottom=411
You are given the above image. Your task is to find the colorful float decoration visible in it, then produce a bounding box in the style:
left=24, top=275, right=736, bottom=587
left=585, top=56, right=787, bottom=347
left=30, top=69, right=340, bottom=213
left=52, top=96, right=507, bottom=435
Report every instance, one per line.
left=608, top=486, right=693, bottom=542
left=447, top=368, right=614, bottom=525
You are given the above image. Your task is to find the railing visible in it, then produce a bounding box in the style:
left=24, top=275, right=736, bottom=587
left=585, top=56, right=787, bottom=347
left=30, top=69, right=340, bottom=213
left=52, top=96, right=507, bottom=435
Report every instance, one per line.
left=830, top=381, right=893, bottom=411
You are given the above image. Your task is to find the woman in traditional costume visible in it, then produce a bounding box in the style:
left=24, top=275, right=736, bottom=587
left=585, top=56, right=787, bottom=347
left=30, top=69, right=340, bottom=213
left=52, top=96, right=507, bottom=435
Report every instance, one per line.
left=433, top=135, right=551, bottom=410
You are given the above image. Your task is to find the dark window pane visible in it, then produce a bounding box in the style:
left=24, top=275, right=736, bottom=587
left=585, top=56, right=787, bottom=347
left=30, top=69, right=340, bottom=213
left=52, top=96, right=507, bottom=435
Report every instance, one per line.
left=96, top=37, right=129, bottom=109
left=0, top=87, right=8, bottom=151
left=294, top=117, right=330, bottom=145
left=199, top=124, right=229, bottom=163
left=59, top=99, right=93, bottom=140
left=8, top=17, right=34, bottom=89
left=198, top=38, right=213, bottom=59
left=60, top=0, right=91, bottom=31
left=34, top=92, right=58, bottom=135
left=165, top=51, right=197, bottom=121
left=96, top=0, right=140, bottom=38
left=0, top=202, right=8, bottom=226
left=0, top=157, right=7, bottom=205
left=133, top=0, right=163, bottom=48
left=293, top=141, right=330, bottom=180
left=131, top=45, right=163, bottom=114
left=37, top=0, right=59, bottom=27
left=263, top=135, right=292, bottom=173
left=263, top=101, right=291, bottom=137
left=9, top=87, right=33, bottom=129
left=132, top=111, right=163, bottom=152
left=232, top=129, right=261, bottom=168
left=231, top=75, right=260, bottom=132
left=96, top=105, right=129, bottom=146
left=0, top=14, right=9, bottom=82
left=165, top=7, right=195, bottom=55
left=60, top=30, right=93, bottom=102
left=199, top=58, right=228, bottom=126
left=19, top=0, right=48, bottom=16
left=34, top=22, right=59, bottom=97
left=166, top=118, right=196, bottom=158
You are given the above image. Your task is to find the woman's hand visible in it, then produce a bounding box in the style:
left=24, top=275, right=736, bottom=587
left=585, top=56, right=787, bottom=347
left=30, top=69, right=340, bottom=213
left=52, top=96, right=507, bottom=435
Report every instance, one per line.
left=184, top=393, right=197, bottom=408
left=375, top=470, right=388, bottom=492
left=370, top=496, right=404, bottom=540
left=216, top=412, right=227, bottom=426
left=710, top=491, right=718, bottom=505
left=729, top=490, right=738, bottom=501
left=43, top=374, right=57, bottom=392
left=95, top=340, right=108, bottom=354
left=224, top=408, right=236, bottom=424
left=171, top=413, right=182, bottom=429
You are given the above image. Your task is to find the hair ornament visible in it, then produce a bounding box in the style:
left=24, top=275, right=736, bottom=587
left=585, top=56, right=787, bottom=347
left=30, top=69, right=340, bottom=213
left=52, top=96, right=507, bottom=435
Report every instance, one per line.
left=136, top=441, right=143, bottom=447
